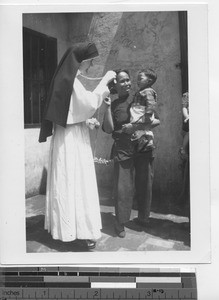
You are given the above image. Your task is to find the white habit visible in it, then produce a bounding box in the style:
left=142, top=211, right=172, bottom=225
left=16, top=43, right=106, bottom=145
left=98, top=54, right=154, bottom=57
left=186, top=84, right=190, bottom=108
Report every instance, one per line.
left=44, top=76, right=109, bottom=241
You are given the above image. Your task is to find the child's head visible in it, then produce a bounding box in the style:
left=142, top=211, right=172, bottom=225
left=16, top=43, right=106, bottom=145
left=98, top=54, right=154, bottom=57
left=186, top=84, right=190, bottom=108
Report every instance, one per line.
left=137, top=68, right=157, bottom=90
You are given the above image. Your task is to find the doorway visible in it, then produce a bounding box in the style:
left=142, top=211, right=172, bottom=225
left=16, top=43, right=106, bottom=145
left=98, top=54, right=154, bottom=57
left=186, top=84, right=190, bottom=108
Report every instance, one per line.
left=23, top=27, right=57, bottom=127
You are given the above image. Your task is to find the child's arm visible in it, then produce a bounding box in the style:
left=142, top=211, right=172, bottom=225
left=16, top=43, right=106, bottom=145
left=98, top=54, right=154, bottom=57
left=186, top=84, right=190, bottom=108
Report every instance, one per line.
left=102, top=97, right=114, bottom=134
left=142, top=88, right=157, bottom=113
left=122, top=117, right=160, bottom=134
left=182, top=107, right=189, bottom=123
left=135, top=117, right=160, bottom=130
left=147, top=117, right=160, bottom=129
left=182, top=92, right=189, bottom=122
left=140, top=89, right=158, bottom=129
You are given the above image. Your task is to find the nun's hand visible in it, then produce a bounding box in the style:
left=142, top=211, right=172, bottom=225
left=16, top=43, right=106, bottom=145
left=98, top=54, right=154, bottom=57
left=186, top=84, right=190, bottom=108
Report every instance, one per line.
left=86, top=118, right=100, bottom=130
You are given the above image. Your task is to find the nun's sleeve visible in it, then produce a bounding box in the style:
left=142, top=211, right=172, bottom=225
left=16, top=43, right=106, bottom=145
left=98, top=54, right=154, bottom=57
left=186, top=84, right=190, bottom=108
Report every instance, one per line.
left=67, top=77, right=110, bottom=124
left=92, top=79, right=110, bottom=105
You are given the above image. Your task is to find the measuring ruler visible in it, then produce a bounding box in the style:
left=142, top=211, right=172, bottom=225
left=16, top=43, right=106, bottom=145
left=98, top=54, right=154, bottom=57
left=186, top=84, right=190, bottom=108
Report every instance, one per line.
left=0, top=267, right=197, bottom=299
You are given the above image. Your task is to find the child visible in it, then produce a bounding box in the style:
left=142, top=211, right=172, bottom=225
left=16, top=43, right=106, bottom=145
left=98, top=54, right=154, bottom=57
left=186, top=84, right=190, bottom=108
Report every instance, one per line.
left=125, top=68, right=158, bottom=152
left=180, top=92, right=189, bottom=159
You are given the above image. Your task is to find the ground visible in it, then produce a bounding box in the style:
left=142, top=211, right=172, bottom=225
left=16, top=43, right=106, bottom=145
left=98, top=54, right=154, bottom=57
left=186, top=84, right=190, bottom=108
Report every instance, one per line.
left=26, top=195, right=190, bottom=253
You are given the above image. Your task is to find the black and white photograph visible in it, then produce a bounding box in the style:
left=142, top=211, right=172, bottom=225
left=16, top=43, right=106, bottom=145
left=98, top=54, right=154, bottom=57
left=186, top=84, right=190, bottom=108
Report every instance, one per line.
left=24, top=10, right=190, bottom=253
left=0, top=3, right=210, bottom=265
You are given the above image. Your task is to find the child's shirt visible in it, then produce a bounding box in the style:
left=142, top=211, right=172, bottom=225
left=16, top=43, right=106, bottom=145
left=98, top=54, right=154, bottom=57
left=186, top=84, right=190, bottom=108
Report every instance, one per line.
left=130, top=87, right=157, bottom=124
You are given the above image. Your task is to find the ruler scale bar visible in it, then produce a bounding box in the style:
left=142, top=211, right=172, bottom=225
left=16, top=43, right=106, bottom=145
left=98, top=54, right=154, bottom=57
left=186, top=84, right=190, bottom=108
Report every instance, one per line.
left=0, top=267, right=197, bottom=300
left=0, top=267, right=196, bottom=272
left=44, top=276, right=90, bottom=282
left=137, top=283, right=183, bottom=288
left=136, top=277, right=181, bottom=282
left=93, top=282, right=137, bottom=289
left=0, top=288, right=198, bottom=299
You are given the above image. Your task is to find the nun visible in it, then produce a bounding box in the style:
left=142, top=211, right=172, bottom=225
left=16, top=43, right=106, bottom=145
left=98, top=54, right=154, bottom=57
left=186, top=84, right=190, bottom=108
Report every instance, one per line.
left=39, top=42, right=115, bottom=249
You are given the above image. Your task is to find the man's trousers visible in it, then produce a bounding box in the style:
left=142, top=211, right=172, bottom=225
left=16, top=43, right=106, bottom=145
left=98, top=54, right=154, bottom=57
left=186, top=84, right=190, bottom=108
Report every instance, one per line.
left=113, top=155, right=154, bottom=224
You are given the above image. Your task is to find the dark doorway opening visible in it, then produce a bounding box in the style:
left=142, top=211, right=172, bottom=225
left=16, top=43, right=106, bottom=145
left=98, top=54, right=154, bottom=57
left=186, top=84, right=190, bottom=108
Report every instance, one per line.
left=23, top=27, right=57, bottom=127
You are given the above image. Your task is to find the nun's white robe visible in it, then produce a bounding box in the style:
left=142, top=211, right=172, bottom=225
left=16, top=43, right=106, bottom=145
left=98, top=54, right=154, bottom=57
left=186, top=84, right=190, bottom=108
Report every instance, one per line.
left=44, top=76, right=109, bottom=241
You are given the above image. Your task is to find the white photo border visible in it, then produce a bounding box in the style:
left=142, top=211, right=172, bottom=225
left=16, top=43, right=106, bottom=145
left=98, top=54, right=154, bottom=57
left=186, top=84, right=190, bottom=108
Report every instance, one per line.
left=0, top=2, right=210, bottom=265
